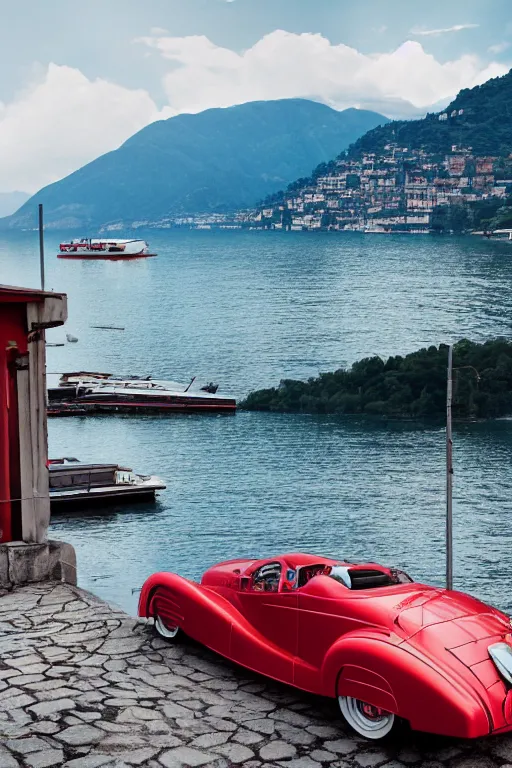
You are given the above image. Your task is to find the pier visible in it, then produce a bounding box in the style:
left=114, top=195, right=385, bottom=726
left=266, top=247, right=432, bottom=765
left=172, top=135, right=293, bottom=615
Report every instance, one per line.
left=1, top=582, right=511, bottom=768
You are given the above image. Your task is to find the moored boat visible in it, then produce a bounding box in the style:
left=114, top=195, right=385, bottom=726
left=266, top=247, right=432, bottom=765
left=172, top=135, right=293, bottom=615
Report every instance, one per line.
left=58, top=238, right=156, bottom=259
left=49, top=458, right=166, bottom=509
left=57, top=372, right=219, bottom=394
left=47, top=372, right=236, bottom=415
left=487, top=229, right=512, bottom=241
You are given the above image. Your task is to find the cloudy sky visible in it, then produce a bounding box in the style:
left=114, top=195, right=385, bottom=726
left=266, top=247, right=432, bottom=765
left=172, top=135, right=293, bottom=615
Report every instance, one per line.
left=1, top=0, right=511, bottom=194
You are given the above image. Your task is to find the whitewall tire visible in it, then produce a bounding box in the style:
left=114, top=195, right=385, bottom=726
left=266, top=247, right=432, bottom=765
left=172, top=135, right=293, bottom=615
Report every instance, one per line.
left=154, top=614, right=180, bottom=640
left=338, top=696, right=395, bottom=740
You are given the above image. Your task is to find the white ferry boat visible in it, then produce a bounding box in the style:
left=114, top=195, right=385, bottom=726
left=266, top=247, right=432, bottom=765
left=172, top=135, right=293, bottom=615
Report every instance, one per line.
left=58, top=238, right=156, bottom=259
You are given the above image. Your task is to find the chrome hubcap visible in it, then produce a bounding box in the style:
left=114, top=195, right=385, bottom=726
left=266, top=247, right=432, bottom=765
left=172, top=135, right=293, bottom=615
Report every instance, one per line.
left=339, top=696, right=395, bottom=739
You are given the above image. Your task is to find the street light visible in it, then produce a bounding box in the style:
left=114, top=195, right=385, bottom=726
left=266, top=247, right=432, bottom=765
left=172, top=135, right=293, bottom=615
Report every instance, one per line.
left=446, top=346, right=453, bottom=591
left=445, top=348, right=480, bottom=591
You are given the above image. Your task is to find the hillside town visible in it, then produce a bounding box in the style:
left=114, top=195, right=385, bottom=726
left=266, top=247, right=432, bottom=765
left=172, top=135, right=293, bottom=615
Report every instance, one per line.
left=245, top=141, right=512, bottom=233
left=130, top=141, right=512, bottom=234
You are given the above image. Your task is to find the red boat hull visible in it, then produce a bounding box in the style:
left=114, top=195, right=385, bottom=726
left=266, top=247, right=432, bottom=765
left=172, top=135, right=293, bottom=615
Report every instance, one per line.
left=48, top=399, right=236, bottom=416
left=57, top=253, right=157, bottom=260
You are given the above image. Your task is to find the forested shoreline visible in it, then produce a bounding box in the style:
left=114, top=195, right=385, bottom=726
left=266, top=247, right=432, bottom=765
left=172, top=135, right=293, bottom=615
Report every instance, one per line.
left=241, top=340, right=512, bottom=419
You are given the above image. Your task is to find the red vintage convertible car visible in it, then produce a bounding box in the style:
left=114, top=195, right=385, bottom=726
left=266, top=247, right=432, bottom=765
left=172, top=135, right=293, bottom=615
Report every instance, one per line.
left=139, top=553, right=512, bottom=740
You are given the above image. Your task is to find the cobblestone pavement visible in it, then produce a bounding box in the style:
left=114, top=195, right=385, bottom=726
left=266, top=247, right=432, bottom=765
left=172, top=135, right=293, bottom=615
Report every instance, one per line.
left=1, top=584, right=512, bottom=768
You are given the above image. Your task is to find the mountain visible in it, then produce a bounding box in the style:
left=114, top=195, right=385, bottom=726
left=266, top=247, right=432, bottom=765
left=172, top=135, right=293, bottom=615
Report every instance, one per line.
left=253, top=70, right=512, bottom=233
left=348, top=69, right=512, bottom=159
left=0, top=191, right=30, bottom=217
left=3, top=100, right=388, bottom=230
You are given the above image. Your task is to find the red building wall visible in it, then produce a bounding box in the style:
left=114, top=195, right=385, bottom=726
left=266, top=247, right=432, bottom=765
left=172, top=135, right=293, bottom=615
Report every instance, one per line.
left=0, top=303, right=29, bottom=543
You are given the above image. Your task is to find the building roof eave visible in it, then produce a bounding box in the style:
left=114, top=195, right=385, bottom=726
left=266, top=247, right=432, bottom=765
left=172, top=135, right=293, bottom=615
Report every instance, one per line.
left=0, top=285, right=68, bottom=329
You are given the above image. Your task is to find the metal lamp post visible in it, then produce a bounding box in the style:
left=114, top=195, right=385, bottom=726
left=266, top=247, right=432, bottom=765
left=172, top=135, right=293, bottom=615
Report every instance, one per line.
left=38, top=204, right=45, bottom=291
left=445, top=348, right=480, bottom=591
left=446, top=345, right=453, bottom=591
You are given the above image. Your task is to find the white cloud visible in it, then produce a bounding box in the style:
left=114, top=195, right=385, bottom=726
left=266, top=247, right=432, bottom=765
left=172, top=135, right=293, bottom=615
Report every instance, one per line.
left=1, top=30, right=509, bottom=195
left=410, top=23, right=479, bottom=36
left=0, top=64, right=159, bottom=193
left=489, top=42, right=510, bottom=54
left=137, top=30, right=509, bottom=117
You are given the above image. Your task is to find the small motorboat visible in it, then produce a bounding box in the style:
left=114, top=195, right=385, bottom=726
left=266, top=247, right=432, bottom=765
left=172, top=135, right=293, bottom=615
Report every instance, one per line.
left=57, top=238, right=156, bottom=259
left=49, top=458, right=166, bottom=509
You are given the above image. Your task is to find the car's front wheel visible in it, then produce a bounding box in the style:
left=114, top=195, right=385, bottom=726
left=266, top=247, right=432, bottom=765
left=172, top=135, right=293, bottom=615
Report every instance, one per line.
left=338, top=696, right=396, bottom=740
left=154, top=614, right=180, bottom=640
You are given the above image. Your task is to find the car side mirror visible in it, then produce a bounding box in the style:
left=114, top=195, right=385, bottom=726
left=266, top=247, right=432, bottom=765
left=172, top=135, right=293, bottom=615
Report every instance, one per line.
left=240, top=577, right=251, bottom=591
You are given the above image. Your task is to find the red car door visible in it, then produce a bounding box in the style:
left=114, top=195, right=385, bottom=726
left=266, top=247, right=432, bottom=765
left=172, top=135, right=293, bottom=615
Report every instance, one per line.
left=295, top=577, right=356, bottom=693
left=230, top=562, right=298, bottom=684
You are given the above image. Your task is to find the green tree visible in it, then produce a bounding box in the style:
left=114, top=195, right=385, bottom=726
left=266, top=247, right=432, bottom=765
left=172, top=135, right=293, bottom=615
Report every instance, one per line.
left=240, top=339, right=512, bottom=421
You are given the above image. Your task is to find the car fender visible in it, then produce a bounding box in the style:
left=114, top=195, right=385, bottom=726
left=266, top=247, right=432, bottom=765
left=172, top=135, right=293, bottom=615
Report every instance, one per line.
left=139, top=573, right=297, bottom=685
left=139, top=572, right=244, bottom=656
left=321, top=631, right=491, bottom=738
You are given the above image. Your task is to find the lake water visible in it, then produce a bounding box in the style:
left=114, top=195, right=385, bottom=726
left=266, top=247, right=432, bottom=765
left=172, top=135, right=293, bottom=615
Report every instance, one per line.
left=1, top=229, right=512, bottom=614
